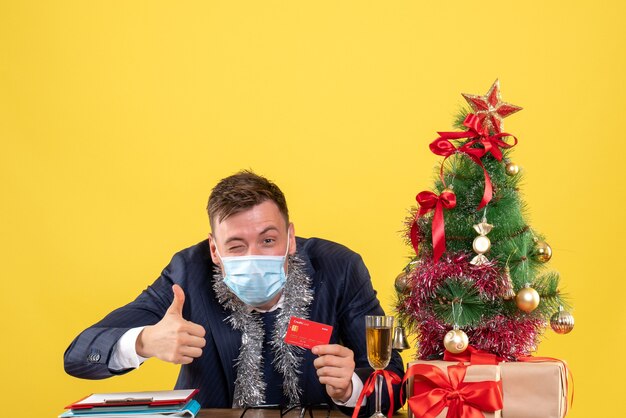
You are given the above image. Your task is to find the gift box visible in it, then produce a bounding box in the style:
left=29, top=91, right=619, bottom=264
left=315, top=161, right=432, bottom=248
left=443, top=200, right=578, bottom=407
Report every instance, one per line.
left=405, top=360, right=569, bottom=418
left=500, top=361, right=568, bottom=418
left=405, top=360, right=502, bottom=418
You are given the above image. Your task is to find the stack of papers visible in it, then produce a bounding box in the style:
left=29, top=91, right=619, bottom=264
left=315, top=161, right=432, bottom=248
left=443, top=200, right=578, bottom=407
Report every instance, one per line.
left=59, top=390, right=200, bottom=418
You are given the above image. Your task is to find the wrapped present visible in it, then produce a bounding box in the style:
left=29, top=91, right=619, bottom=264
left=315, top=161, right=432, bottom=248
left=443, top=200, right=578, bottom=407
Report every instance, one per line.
left=405, top=360, right=503, bottom=418
left=500, top=360, right=568, bottom=418
left=405, top=358, right=570, bottom=418
left=442, top=347, right=571, bottom=418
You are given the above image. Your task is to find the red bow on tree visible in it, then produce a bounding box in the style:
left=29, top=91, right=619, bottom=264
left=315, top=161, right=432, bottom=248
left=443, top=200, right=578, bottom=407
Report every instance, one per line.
left=460, top=114, right=518, bottom=162
left=410, top=190, right=456, bottom=262
left=403, top=363, right=503, bottom=418
left=429, top=114, right=517, bottom=210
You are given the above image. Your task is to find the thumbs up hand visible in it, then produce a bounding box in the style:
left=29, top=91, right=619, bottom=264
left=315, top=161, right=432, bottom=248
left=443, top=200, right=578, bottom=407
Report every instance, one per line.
left=136, top=284, right=206, bottom=364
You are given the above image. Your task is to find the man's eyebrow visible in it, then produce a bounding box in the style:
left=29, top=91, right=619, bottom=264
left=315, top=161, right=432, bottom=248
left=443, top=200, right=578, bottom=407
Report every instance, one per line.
left=222, top=226, right=280, bottom=245
left=223, top=236, right=245, bottom=245
left=259, top=226, right=280, bottom=235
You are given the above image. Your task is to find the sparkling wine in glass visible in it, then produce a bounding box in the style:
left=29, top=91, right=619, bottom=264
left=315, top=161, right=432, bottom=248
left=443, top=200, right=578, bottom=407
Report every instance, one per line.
left=365, top=315, right=394, bottom=418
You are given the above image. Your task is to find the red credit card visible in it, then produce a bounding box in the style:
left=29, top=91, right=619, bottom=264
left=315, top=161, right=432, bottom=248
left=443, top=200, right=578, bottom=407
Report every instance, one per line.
left=284, top=316, right=333, bottom=349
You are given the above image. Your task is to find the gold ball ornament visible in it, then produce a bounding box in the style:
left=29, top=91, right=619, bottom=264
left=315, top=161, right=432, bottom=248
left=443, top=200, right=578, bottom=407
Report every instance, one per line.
left=505, top=161, right=520, bottom=176
left=394, top=272, right=410, bottom=293
left=533, top=241, right=552, bottom=263
left=443, top=328, right=469, bottom=354
left=550, top=306, right=575, bottom=334
left=516, top=285, right=540, bottom=313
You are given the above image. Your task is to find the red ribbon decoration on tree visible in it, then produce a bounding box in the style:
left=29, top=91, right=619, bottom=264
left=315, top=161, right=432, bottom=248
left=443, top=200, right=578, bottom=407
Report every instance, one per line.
left=461, top=115, right=518, bottom=162
left=351, top=370, right=402, bottom=418
left=402, top=363, right=503, bottom=418
left=409, top=220, right=421, bottom=258
left=411, top=190, right=457, bottom=262
left=430, top=114, right=517, bottom=210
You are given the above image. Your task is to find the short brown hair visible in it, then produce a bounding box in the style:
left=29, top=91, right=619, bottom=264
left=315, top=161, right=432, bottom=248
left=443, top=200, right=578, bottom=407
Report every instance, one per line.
left=207, top=170, right=289, bottom=228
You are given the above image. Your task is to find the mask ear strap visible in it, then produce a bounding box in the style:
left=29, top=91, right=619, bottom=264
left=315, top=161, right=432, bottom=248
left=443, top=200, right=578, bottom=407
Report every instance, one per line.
left=284, top=231, right=291, bottom=257
left=212, top=236, right=223, bottom=261
left=282, top=231, right=291, bottom=277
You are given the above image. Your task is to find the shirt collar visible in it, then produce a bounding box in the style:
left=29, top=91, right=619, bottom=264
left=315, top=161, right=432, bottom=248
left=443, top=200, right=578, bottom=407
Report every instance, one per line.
left=250, top=292, right=284, bottom=313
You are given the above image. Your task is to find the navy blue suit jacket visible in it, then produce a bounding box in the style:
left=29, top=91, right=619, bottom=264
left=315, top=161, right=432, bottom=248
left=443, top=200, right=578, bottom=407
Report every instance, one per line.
left=64, top=237, right=404, bottom=415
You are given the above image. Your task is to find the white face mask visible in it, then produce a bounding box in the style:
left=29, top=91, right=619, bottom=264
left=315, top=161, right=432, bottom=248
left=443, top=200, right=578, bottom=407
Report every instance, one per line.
left=215, top=234, right=290, bottom=307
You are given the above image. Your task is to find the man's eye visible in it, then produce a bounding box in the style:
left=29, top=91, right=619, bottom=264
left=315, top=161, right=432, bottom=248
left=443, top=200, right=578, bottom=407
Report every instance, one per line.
left=228, top=246, right=244, bottom=252
left=263, top=238, right=275, bottom=245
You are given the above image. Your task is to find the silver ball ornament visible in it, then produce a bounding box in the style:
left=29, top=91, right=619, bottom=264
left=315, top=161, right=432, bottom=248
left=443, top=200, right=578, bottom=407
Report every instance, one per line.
left=550, top=306, right=574, bottom=334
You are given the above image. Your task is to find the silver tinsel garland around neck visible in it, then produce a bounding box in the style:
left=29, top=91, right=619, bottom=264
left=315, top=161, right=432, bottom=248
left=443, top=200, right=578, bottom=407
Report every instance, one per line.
left=212, top=254, right=314, bottom=407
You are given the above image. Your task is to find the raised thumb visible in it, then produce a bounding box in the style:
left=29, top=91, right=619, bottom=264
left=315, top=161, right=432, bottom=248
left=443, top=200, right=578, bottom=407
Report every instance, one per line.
left=166, top=284, right=185, bottom=315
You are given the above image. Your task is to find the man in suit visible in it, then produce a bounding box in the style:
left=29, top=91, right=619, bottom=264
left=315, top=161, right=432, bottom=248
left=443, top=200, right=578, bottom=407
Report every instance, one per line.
left=64, top=171, right=404, bottom=416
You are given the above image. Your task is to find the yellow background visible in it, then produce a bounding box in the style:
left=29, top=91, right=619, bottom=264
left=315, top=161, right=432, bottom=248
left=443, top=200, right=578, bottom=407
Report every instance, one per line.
left=1, top=1, right=624, bottom=416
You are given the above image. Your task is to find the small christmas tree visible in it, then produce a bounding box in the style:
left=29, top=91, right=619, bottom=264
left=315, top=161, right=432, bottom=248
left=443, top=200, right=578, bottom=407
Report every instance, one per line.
left=395, top=80, right=574, bottom=360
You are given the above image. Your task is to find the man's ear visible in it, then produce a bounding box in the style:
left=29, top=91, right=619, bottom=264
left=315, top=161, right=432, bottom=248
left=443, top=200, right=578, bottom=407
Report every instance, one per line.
left=288, top=223, right=296, bottom=255
left=208, top=233, right=220, bottom=265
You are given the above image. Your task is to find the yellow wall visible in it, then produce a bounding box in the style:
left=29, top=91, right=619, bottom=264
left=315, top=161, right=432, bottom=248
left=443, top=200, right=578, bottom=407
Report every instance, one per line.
left=1, top=1, right=624, bottom=416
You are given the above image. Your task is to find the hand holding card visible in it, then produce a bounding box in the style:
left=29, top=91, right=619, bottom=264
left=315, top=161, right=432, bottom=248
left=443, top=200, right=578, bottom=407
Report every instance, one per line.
left=284, top=317, right=333, bottom=349
left=286, top=317, right=354, bottom=402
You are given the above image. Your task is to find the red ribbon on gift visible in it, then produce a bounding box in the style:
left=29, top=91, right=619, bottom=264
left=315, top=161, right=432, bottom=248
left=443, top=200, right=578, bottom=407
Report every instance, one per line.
left=411, top=190, right=457, bottom=262
left=352, top=369, right=402, bottom=418
left=443, top=346, right=504, bottom=365
left=440, top=348, right=574, bottom=416
left=403, top=362, right=503, bottom=418
left=430, top=114, right=517, bottom=210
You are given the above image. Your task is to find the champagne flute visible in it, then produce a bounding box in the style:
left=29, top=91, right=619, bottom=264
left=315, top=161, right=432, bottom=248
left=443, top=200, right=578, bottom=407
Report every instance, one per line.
left=365, top=315, right=394, bottom=418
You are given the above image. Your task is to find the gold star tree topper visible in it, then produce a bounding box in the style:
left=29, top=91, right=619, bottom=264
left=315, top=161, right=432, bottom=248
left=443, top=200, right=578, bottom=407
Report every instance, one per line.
left=462, top=79, right=523, bottom=133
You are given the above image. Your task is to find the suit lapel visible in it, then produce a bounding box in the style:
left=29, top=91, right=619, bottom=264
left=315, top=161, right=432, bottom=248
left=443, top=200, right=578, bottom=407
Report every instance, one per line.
left=200, top=279, right=241, bottom=404
left=295, top=237, right=316, bottom=278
